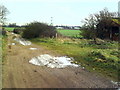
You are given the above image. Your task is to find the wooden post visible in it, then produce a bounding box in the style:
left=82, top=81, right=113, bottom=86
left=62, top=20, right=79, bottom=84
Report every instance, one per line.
left=110, top=29, right=112, bottom=40
left=56, top=33, right=57, bottom=39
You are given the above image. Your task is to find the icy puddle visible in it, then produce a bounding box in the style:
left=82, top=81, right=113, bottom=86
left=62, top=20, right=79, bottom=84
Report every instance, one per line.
left=29, top=48, right=37, bottom=50
left=29, top=54, right=79, bottom=68
left=111, top=81, right=120, bottom=86
left=14, top=38, right=31, bottom=45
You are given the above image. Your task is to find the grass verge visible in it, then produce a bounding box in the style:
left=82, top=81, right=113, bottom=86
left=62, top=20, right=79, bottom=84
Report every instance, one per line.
left=2, top=36, right=7, bottom=62
left=30, top=38, right=119, bottom=81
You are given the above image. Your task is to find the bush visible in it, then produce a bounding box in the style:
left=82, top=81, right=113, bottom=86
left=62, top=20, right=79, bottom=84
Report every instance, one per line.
left=110, top=50, right=120, bottom=57
left=88, top=40, right=118, bottom=49
left=22, top=22, right=57, bottom=39
left=81, top=29, right=95, bottom=39
left=91, top=51, right=106, bottom=60
left=13, top=27, right=24, bottom=34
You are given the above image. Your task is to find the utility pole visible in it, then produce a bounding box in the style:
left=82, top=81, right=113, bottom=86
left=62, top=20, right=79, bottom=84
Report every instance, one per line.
left=50, top=17, right=53, bottom=26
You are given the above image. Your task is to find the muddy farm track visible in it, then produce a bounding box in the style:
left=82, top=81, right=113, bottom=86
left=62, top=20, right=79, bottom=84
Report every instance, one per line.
left=2, top=32, right=117, bottom=88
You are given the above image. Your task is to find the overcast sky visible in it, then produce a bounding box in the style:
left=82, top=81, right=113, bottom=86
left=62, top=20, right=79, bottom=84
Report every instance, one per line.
left=1, top=0, right=119, bottom=26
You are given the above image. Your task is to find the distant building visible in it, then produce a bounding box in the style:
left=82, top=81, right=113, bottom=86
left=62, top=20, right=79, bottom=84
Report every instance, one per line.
left=73, top=26, right=81, bottom=30
left=56, top=26, right=64, bottom=29
left=55, top=25, right=81, bottom=30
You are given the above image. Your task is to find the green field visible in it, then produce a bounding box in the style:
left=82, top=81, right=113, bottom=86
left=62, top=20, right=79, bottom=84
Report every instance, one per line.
left=4, top=27, right=14, bottom=31
left=57, top=29, right=82, bottom=38
left=4, top=28, right=82, bottom=38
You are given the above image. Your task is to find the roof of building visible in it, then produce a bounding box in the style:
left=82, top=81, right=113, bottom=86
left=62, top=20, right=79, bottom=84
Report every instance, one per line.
left=112, top=18, right=120, bottom=25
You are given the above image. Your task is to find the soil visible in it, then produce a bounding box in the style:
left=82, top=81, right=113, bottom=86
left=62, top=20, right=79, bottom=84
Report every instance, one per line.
left=2, top=32, right=118, bottom=88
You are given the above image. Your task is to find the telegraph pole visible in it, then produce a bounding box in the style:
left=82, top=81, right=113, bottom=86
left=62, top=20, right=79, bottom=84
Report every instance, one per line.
left=50, top=17, right=53, bottom=26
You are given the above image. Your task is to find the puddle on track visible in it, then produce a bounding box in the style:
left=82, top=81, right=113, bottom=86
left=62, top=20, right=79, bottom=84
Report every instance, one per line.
left=14, top=38, right=31, bottom=46
left=29, top=54, right=79, bottom=68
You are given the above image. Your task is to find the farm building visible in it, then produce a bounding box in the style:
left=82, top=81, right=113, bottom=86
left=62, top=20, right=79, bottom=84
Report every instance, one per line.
left=97, top=18, right=120, bottom=41
left=110, top=18, right=120, bottom=41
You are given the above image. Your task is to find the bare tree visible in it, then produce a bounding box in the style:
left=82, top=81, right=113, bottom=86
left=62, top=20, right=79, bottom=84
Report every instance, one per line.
left=0, top=5, right=9, bottom=24
left=81, top=14, right=97, bottom=40
left=0, top=5, right=9, bottom=35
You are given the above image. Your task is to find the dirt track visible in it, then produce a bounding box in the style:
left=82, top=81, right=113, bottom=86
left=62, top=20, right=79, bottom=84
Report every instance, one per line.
left=2, top=32, right=117, bottom=88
